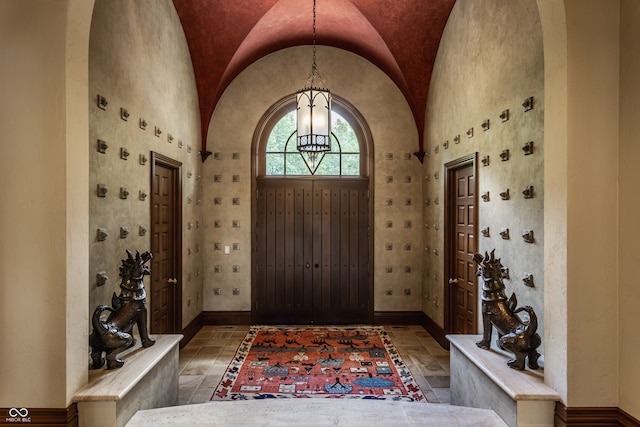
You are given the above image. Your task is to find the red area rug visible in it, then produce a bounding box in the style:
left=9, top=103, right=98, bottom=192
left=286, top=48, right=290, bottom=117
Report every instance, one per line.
left=211, top=325, right=426, bottom=401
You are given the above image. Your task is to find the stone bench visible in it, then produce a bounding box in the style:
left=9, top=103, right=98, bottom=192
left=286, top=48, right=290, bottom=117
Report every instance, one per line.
left=447, top=334, right=560, bottom=427
left=73, top=334, right=182, bottom=427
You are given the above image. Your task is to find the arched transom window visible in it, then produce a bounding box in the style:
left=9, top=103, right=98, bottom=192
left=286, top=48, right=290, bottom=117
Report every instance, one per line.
left=257, top=96, right=369, bottom=177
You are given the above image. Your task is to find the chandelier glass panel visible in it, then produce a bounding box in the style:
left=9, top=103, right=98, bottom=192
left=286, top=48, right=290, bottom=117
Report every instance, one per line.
left=296, top=0, right=331, bottom=174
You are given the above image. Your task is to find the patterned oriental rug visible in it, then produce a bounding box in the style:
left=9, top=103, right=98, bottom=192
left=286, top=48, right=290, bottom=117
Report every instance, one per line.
left=211, top=325, right=426, bottom=402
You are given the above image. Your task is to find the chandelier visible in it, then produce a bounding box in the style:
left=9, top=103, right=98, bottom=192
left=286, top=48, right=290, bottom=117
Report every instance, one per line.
left=296, top=0, right=331, bottom=173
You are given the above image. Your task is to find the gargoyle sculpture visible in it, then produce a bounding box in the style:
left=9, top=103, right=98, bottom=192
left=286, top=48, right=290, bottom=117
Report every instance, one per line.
left=474, top=250, right=541, bottom=370
left=90, top=250, right=155, bottom=369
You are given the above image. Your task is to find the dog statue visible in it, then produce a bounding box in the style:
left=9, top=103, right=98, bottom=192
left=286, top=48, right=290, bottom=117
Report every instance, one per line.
left=90, top=250, right=155, bottom=369
left=473, top=250, right=541, bottom=370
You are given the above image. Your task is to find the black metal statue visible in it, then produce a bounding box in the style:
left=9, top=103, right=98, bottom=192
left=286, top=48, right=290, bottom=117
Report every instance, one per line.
left=474, top=250, right=541, bottom=370
left=90, top=250, right=155, bottom=369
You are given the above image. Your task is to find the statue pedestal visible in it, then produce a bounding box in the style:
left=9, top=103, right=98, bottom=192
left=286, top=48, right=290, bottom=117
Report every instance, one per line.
left=74, top=334, right=182, bottom=427
left=447, top=334, right=559, bottom=427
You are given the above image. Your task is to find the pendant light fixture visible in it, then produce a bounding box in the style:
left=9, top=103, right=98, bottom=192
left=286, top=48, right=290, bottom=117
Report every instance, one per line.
left=296, top=0, right=331, bottom=173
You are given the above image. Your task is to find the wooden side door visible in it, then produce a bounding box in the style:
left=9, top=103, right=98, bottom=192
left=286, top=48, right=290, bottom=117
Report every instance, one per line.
left=254, top=178, right=370, bottom=324
left=445, top=154, right=478, bottom=335
left=150, top=153, right=182, bottom=334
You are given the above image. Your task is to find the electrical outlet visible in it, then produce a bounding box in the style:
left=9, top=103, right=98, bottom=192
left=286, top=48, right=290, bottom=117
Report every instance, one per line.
left=214, top=288, right=222, bottom=295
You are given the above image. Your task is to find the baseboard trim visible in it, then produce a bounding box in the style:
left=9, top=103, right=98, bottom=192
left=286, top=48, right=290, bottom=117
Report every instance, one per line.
left=620, top=408, right=640, bottom=427
left=202, top=310, right=252, bottom=326
left=372, top=311, right=448, bottom=350
left=183, top=310, right=449, bottom=350
left=555, top=403, right=640, bottom=426
left=419, top=311, right=449, bottom=350
left=0, top=404, right=78, bottom=426
left=180, top=311, right=251, bottom=348
left=373, top=310, right=424, bottom=325
left=180, top=312, right=204, bottom=349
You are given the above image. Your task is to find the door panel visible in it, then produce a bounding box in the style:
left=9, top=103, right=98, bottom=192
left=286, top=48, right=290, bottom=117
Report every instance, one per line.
left=255, top=178, right=370, bottom=324
left=255, top=181, right=312, bottom=323
left=312, top=179, right=369, bottom=323
left=150, top=154, right=181, bottom=334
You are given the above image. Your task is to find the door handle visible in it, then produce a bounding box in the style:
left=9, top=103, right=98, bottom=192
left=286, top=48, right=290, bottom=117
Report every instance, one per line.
left=448, top=278, right=459, bottom=285
left=167, top=278, right=178, bottom=284
left=305, top=263, right=311, bottom=269
left=314, top=263, right=320, bottom=268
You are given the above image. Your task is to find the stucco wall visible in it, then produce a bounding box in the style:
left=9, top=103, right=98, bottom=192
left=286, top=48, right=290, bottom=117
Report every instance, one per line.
left=536, top=0, right=569, bottom=404
left=423, top=0, right=545, bottom=349
left=0, top=0, right=93, bottom=408
left=537, top=0, right=622, bottom=410
left=618, top=0, right=640, bottom=418
left=203, top=46, right=423, bottom=312
left=561, top=0, right=619, bottom=408
left=89, top=0, right=203, bottom=329
left=0, top=0, right=69, bottom=408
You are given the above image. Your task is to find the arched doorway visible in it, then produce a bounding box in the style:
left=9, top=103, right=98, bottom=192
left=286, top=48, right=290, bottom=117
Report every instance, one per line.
left=252, top=95, right=373, bottom=324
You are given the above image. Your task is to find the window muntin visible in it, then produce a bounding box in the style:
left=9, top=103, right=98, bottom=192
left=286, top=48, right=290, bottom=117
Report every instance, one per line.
left=265, top=110, right=360, bottom=176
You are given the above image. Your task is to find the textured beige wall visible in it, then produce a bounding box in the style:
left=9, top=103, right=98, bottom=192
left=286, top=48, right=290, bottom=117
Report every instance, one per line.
left=561, top=0, right=619, bottom=407
left=423, top=0, right=544, bottom=346
left=89, top=0, right=203, bottom=329
left=0, top=0, right=93, bottom=408
left=619, top=1, right=640, bottom=417
left=537, top=0, right=569, bottom=403
left=204, top=46, right=423, bottom=312
left=538, top=0, right=623, bottom=409
left=0, top=0, right=68, bottom=408
left=66, top=0, right=95, bottom=406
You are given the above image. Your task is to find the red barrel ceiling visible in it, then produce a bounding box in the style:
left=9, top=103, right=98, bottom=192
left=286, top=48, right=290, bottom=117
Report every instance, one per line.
left=172, top=0, right=455, bottom=156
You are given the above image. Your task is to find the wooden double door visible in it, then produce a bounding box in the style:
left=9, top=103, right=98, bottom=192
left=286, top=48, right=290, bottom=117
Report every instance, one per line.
left=254, top=178, right=371, bottom=324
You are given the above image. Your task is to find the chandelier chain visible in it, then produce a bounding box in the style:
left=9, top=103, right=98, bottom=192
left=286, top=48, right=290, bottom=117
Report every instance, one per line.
left=306, top=0, right=325, bottom=88
left=297, top=0, right=332, bottom=172
left=312, top=0, right=317, bottom=70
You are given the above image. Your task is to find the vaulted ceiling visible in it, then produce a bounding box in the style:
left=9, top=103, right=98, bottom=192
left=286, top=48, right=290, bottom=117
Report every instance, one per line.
left=172, top=0, right=456, bottom=154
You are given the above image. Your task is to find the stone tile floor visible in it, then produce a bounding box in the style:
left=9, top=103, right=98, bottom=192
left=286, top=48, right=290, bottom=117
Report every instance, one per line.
left=178, top=325, right=450, bottom=405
